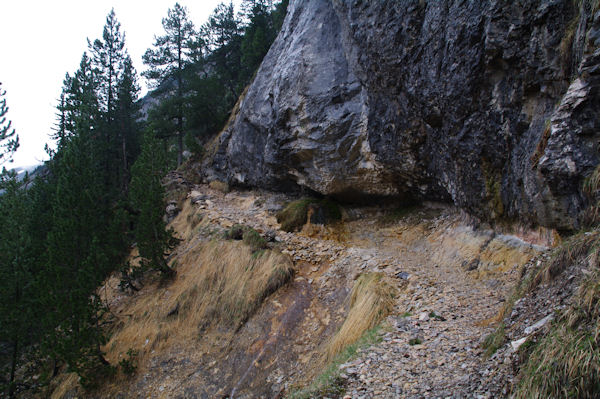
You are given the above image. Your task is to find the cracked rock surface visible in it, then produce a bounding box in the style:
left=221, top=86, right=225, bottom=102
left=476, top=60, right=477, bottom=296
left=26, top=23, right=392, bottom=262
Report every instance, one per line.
left=208, top=0, right=600, bottom=230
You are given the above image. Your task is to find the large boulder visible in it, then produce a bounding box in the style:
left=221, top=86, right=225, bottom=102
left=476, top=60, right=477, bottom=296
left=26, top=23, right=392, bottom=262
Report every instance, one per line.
left=208, top=0, right=600, bottom=230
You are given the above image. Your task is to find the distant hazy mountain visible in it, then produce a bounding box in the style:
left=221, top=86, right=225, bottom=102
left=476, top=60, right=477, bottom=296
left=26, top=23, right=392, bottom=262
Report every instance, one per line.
left=10, top=163, right=45, bottom=181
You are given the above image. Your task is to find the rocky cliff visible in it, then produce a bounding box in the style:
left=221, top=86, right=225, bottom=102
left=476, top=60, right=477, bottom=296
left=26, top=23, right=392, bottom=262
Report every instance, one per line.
left=208, top=0, right=600, bottom=230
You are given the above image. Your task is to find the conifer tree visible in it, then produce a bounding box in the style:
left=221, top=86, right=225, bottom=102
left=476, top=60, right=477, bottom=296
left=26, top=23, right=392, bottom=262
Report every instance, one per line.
left=89, top=10, right=130, bottom=196
left=40, top=55, right=120, bottom=384
left=114, top=56, right=141, bottom=193
left=90, top=9, right=126, bottom=119
left=0, top=176, right=35, bottom=398
left=129, top=131, right=176, bottom=277
left=239, top=0, right=288, bottom=83
left=202, top=2, right=243, bottom=100
left=143, top=3, right=196, bottom=166
left=41, top=134, right=113, bottom=385
left=0, top=82, right=19, bottom=166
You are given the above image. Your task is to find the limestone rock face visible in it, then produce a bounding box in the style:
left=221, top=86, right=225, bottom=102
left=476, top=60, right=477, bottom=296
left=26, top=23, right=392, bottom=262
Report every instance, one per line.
left=208, top=0, right=600, bottom=229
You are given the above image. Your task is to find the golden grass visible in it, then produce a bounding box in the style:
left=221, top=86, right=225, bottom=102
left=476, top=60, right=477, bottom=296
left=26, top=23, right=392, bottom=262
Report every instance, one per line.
left=483, top=232, right=598, bottom=353
left=584, top=165, right=600, bottom=197
left=301, top=220, right=349, bottom=242
left=515, top=258, right=600, bottom=398
left=277, top=198, right=342, bottom=232
left=583, top=165, right=600, bottom=227
left=208, top=180, right=230, bottom=193
left=168, top=199, right=204, bottom=241
left=50, top=373, right=79, bottom=399
left=529, top=231, right=599, bottom=291
left=103, top=240, right=293, bottom=368
left=325, top=273, right=395, bottom=361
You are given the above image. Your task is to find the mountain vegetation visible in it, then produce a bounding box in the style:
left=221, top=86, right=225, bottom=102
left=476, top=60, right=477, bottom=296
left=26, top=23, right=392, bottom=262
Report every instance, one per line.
left=0, top=1, right=287, bottom=396
left=0, top=82, right=19, bottom=167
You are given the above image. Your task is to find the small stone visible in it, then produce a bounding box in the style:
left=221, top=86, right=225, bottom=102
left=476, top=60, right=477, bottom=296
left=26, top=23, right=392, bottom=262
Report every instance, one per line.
left=511, top=337, right=528, bottom=351
left=419, top=312, right=430, bottom=321
left=396, top=271, right=410, bottom=279
left=524, top=314, right=554, bottom=335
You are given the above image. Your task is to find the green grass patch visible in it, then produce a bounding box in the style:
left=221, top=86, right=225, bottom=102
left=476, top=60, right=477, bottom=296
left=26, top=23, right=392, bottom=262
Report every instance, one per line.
left=224, top=224, right=246, bottom=240
left=243, top=229, right=267, bottom=252
left=515, top=321, right=600, bottom=398
left=286, top=326, right=383, bottom=399
left=429, top=311, right=446, bottom=321
left=482, top=322, right=506, bottom=357
left=223, top=224, right=267, bottom=253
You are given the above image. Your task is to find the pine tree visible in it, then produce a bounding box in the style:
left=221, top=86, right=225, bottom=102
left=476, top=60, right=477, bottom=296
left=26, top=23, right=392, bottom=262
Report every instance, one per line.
left=0, top=175, right=35, bottom=398
left=114, top=56, right=141, bottom=193
left=40, top=55, right=121, bottom=385
left=0, top=82, right=19, bottom=166
left=89, top=9, right=126, bottom=119
left=239, top=0, right=287, bottom=83
left=143, top=3, right=196, bottom=166
left=89, top=10, right=129, bottom=197
left=129, top=131, right=176, bottom=277
left=41, top=134, right=113, bottom=385
left=202, top=2, right=243, bottom=100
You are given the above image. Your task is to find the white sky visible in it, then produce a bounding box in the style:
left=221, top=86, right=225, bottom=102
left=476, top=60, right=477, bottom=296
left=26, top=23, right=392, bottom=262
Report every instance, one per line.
left=0, top=0, right=241, bottom=167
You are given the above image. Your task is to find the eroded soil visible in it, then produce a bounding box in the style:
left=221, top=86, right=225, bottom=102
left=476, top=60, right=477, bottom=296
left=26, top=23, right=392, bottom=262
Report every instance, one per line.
left=66, top=182, right=549, bottom=398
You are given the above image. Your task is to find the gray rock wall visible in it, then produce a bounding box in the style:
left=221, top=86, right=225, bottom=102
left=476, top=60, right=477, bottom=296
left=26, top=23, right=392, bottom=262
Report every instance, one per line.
left=208, top=0, right=600, bottom=230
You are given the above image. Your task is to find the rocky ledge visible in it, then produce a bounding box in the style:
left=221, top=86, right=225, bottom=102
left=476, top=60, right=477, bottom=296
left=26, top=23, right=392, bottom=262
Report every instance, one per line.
left=207, top=0, right=600, bottom=230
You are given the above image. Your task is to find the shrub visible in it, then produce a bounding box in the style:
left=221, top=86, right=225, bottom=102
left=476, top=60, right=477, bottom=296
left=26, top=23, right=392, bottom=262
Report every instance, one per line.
left=119, top=348, right=138, bottom=376
left=224, top=224, right=247, bottom=240
left=276, top=198, right=342, bottom=232
left=243, top=228, right=267, bottom=252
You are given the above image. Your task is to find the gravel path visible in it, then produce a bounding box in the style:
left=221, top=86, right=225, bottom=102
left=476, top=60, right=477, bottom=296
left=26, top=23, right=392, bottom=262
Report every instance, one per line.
left=183, top=184, right=541, bottom=398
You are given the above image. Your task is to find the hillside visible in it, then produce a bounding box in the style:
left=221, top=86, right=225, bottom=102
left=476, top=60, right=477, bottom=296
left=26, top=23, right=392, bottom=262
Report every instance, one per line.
left=3, top=0, right=599, bottom=398
left=51, top=179, right=551, bottom=398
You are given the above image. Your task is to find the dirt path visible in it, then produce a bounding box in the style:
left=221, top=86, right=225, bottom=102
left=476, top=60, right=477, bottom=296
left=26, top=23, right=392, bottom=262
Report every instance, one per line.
left=180, top=184, right=543, bottom=398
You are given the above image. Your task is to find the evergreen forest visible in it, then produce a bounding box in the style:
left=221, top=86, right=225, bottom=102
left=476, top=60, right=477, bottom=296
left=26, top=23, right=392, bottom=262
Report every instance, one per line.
left=0, top=1, right=288, bottom=396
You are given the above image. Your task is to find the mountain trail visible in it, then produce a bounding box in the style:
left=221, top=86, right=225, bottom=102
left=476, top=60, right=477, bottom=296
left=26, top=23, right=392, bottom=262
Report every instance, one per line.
left=175, top=183, right=545, bottom=398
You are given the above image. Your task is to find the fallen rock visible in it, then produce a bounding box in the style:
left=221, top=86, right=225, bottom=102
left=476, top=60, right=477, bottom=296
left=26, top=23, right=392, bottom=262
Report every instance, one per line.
left=510, top=337, right=528, bottom=351
left=523, top=313, right=554, bottom=335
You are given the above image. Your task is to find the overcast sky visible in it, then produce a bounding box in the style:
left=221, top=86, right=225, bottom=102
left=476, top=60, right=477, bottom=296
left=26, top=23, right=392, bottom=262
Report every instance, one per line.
left=0, top=0, right=241, bottom=167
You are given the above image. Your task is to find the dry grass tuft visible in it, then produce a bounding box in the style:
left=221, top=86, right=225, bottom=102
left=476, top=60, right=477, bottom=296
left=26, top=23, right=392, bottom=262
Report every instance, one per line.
left=277, top=199, right=315, bottom=232
left=529, top=231, right=599, bottom=291
left=169, top=199, right=204, bottom=241
left=487, top=231, right=598, bottom=343
left=325, top=273, right=395, bottom=361
left=515, top=260, right=600, bottom=398
left=582, top=165, right=600, bottom=227
left=584, top=165, right=600, bottom=198
left=104, top=241, right=293, bottom=368
left=50, top=373, right=79, bottom=399
left=208, top=180, right=230, bottom=193
left=482, top=322, right=506, bottom=357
